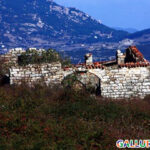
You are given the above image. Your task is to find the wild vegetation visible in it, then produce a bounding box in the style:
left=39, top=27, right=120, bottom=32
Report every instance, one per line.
left=0, top=84, right=150, bottom=150
left=18, top=49, right=71, bottom=67
left=0, top=51, right=150, bottom=149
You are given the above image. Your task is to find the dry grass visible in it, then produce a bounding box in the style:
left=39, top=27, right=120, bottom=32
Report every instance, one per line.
left=0, top=84, right=150, bottom=150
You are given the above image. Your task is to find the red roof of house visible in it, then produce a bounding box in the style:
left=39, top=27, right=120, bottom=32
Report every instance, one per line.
left=63, top=46, right=150, bottom=70
left=129, top=46, right=144, bottom=61
left=119, top=62, right=150, bottom=68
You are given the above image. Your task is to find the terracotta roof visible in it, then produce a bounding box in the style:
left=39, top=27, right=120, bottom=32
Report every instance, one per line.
left=64, top=46, right=149, bottom=70
left=85, top=64, right=104, bottom=69
left=119, top=62, right=150, bottom=68
left=129, top=46, right=144, bottom=61
left=63, top=62, right=105, bottom=71
left=89, top=59, right=116, bottom=65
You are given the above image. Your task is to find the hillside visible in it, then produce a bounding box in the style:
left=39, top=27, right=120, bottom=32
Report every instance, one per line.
left=0, top=0, right=130, bottom=63
left=0, top=0, right=150, bottom=63
left=114, top=27, right=138, bottom=33
left=0, top=0, right=128, bottom=49
left=127, top=28, right=150, bottom=44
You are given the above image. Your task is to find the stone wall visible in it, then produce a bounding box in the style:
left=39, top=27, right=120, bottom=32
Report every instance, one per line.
left=0, top=48, right=25, bottom=64
left=9, top=64, right=150, bottom=99
left=88, top=67, right=150, bottom=99
left=9, top=62, right=150, bottom=99
left=10, top=62, right=64, bottom=86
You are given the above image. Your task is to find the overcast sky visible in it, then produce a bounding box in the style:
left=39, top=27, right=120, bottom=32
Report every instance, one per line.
left=55, top=0, right=150, bottom=30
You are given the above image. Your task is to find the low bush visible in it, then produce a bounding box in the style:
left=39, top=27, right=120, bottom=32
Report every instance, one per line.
left=0, top=85, right=150, bottom=149
left=18, top=49, right=71, bottom=67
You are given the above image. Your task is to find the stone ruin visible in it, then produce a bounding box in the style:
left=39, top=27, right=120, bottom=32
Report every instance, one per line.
left=1, top=46, right=150, bottom=99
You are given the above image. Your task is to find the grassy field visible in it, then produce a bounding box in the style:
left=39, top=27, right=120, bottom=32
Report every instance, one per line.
left=0, top=85, right=150, bottom=150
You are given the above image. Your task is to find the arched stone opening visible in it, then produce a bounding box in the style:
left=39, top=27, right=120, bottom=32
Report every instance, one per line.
left=81, top=72, right=101, bottom=96
left=62, top=71, right=101, bottom=95
left=62, top=73, right=86, bottom=90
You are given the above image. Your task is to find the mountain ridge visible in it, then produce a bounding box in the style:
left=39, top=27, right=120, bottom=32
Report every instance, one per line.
left=0, top=0, right=149, bottom=62
left=113, top=27, right=138, bottom=33
left=0, top=0, right=128, bottom=49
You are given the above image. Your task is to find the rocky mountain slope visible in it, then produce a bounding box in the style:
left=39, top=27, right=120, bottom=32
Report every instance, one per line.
left=0, top=0, right=149, bottom=62
left=0, top=0, right=130, bottom=62
left=0, top=0, right=128, bottom=47
left=127, top=29, right=150, bottom=44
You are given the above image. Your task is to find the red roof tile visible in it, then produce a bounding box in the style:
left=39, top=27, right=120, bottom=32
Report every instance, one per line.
left=129, top=46, right=144, bottom=61
left=119, top=62, right=150, bottom=68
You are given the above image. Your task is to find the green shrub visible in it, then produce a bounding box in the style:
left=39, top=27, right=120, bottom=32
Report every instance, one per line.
left=18, top=49, right=71, bottom=67
left=18, top=49, right=59, bottom=66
